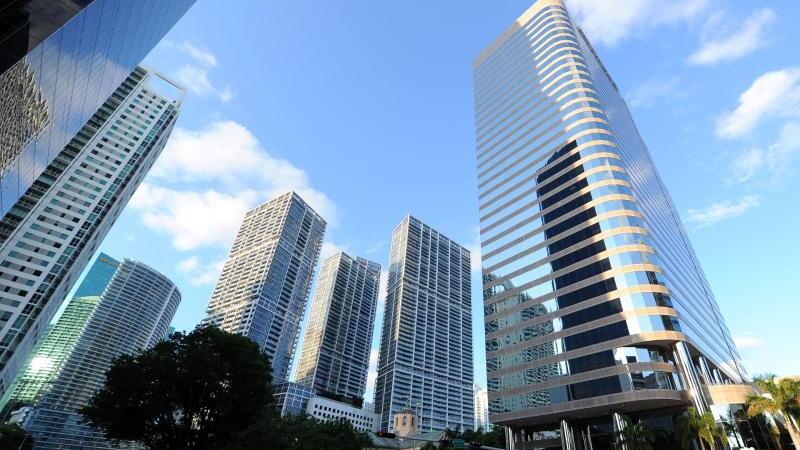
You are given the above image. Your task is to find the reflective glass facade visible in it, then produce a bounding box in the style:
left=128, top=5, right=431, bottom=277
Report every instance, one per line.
left=203, top=192, right=327, bottom=383
left=275, top=381, right=317, bottom=417
left=473, top=0, right=747, bottom=436
left=25, top=258, right=180, bottom=449
left=295, top=251, right=381, bottom=400
left=0, top=0, right=195, bottom=218
left=0, top=1, right=94, bottom=74
left=374, top=216, right=474, bottom=433
left=0, top=67, right=184, bottom=396
left=0, top=253, right=117, bottom=414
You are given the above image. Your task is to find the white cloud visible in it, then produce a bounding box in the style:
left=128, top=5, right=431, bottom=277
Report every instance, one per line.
left=766, top=122, right=800, bottom=177
left=160, top=40, right=231, bottom=102
left=376, top=269, right=389, bottom=318
left=715, top=68, right=800, bottom=139
left=685, top=195, right=759, bottom=228
left=175, top=256, right=226, bottom=286
left=175, top=41, right=218, bottom=67
left=319, top=241, right=350, bottom=262
left=177, top=256, right=200, bottom=273
left=189, top=258, right=226, bottom=286
left=728, top=147, right=765, bottom=183
left=464, top=224, right=483, bottom=274
left=378, top=270, right=388, bottom=302
left=175, top=65, right=233, bottom=103
left=565, top=0, right=708, bottom=47
left=689, top=9, right=775, bottom=65
left=131, top=121, right=338, bottom=251
left=627, top=76, right=680, bottom=109
left=130, top=183, right=256, bottom=250
left=218, top=86, right=234, bottom=103
left=730, top=121, right=800, bottom=185
left=733, top=335, right=762, bottom=350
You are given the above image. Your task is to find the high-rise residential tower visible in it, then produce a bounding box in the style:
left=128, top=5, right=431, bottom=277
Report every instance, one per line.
left=0, top=253, right=118, bottom=414
left=474, top=1, right=750, bottom=448
left=0, top=67, right=184, bottom=395
left=25, top=257, right=181, bottom=449
left=374, top=216, right=473, bottom=433
left=203, top=192, right=326, bottom=382
left=0, top=0, right=195, bottom=217
left=474, top=384, right=489, bottom=431
left=295, top=251, right=381, bottom=401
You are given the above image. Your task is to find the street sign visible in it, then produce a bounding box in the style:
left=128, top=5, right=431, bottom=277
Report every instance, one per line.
left=452, top=438, right=465, bottom=449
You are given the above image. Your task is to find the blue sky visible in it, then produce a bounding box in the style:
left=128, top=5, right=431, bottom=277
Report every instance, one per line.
left=89, top=0, right=800, bottom=399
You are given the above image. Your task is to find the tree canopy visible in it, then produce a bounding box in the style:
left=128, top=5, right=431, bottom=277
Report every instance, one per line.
left=223, top=412, right=372, bottom=450
left=81, top=326, right=273, bottom=450
left=674, top=407, right=726, bottom=450
left=0, top=423, right=32, bottom=450
left=615, top=415, right=655, bottom=450
left=746, top=374, right=800, bottom=448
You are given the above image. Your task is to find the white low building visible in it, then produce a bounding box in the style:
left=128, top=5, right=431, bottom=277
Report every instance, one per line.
left=306, top=396, right=380, bottom=432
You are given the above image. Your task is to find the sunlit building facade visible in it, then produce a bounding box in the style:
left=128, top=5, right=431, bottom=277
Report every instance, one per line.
left=25, top=257, right=181, bottom=449
left=203, top=192, right=326, bottom=382
left=474, top=1, right=749, bottom=448
left=295, top=251, right=381, bottom=400
left=0, top=67, right=184, bottom=396
left=474, top=384, right=490, bottom=430
left=0, top=253, right=118, bottom=414
left=374, top=216, right=473, bottom=433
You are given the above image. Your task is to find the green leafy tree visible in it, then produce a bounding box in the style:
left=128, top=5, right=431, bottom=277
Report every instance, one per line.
left=224, top=413, right=371, bottom=450
left=614, top=415, right=655, bottom=450
left=746, top=375, right=800, bottom=448
left=0, top=423, right=32, bottom=449
left=81, top=326, right=273, bottom=450
left=674, top=407, right=727, bottom=450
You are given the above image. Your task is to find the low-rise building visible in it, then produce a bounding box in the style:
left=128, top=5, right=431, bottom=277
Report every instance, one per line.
left=275, top=381, right=379, bottom=432
left=307, top=396, right=379, bottom=432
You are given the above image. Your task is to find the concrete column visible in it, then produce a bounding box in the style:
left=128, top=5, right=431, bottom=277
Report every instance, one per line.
left=612, top=412, right=628, bottom=450
left=583, top=425, right=594, bottom=450
left=674, top=341, right=708, bottom=414
left=505, top=426, right=516, bottom=450
left=698, top=356, right=713, bottom=385
left=712, top=368, right=723, bottom=384
left=560, top=419, right=576, bottom=450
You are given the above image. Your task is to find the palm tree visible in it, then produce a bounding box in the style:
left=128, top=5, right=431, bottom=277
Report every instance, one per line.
left=674, top=407, right=727, bottom=450
left=746, top=375, right=800, bottom=448
left=614, top=415, right=655, bottom=450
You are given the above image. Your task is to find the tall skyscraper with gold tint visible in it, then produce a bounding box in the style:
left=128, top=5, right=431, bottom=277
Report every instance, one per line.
left=474, top=1, right=750, bottom=448
left=295, top=251, right=381, bottom=401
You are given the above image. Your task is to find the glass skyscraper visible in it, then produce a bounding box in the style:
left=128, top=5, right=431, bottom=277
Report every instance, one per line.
left=0, top=0, right=195, bottom=217
left=295, top=251, right=381, bottom=401
left=374, top=216, right=474, bottom=433
left=0, top=66, right=184, bottom=396
left=25, top=257, right=181, bottom=449
left=474, top=1, right=749, bottom=448
left=203, top=191, right=327, bottom=383
left=0, top=253, right=118, bottom=414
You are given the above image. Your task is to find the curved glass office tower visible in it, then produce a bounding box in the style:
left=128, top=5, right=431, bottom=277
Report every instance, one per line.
left=474, top=1, right=748, bottom=447
left=26, top=257, right=181, bottom=449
